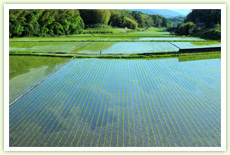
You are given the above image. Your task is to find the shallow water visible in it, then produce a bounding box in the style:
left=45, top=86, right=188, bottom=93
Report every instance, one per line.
left=9, top=56, right=69, bottom=103
left=137, top=37, right=204, bottom=41
left=10, top=42, right=85, bottom=53
left=9, top=56, right=221, bottom=147
left=76, top=42, right=179, bottom=54
left=172, top=42, right=221, bottom=49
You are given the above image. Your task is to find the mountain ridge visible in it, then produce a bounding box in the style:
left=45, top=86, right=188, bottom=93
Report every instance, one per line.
left=127, top=9, right=186, bottom=18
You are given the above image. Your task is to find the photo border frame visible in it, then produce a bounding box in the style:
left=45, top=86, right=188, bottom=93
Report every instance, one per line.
left=4, top=4, right=226, bottom=152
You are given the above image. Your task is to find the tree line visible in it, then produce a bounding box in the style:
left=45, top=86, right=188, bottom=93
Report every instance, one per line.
left=9, top=9, right=172, bottom=38
left=9, top=9, right=85, bottom=38
left=167, top=9, right=221, bottom=40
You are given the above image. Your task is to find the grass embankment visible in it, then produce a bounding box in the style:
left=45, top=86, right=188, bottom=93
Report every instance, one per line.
left=190, top=41, right=221, bottom=45
left=9, top=28, right=174, bottom=42
left=9, top=27, right=221, bottom=58
left=10, top=40, right=209, bottom=42
left=9, top=51, right=221, bottom=60
left=192, top=28, right=221, bottom=41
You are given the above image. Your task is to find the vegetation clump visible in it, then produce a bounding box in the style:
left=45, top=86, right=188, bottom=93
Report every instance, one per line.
left=9, top=9, right=173, bottom=38
left=9, top=9, right=85, bottom=38
left=167, top=9, right=221, bottom=40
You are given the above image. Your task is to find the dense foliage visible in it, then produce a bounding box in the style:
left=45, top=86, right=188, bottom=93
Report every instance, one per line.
left=9, top=9, right=173, bottom=38
left=175, top=22, right=197, bottom=35
left=9, top=9, right=85, bottom=38
left=168, top=9, right=221, bottom=40
left=108, top=10, right=172, bottom=29
left=79, top=9, right=111, bottom=28
left=184, top=9, right=221, bottom=28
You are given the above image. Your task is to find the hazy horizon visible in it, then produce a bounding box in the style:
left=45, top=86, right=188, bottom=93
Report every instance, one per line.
left=169, top=9, right=192, bottom=16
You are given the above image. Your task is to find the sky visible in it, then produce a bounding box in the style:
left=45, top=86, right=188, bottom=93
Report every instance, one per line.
left=169, top=9, right=192, bottom=16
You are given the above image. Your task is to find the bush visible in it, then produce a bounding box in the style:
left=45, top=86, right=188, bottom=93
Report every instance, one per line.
left=85, top=24, right=112, bottom=29
left=123, top=17, right=138, bottom=29
left=200, top=28, right=221, bottom=40
left=167, top=27, right=176, bottom=34
left=175, top=22, right=197, bottom=35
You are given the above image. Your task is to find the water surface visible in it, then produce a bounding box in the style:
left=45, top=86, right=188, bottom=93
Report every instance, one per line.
left=76, top=42, right=179, bottom=54
left=9, top=55, right=221, bottom=147
left=9, top=56, right=69, bottom=102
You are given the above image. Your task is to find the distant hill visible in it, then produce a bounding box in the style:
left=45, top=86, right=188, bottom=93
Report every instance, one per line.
left=168, top=16, right=185, bottom=27
left=128, top=9, right=185, bottom=18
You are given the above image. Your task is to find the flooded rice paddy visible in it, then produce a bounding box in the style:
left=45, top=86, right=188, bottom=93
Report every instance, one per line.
left=76, top=42, right=179, bottom=54
left=9, top=56, right=221, bottom=147
left=9, top=40, right=221, bottom=55
left=9, top=56, right=69, bottom=103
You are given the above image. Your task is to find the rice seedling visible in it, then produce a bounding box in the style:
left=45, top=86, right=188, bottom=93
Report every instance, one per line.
left=101, top=61, right=116, bottom=147
left=9, top=58, right=220, bottom=147
left=125, top=62, right=131, bottom=146
left=170, top=72, right=220, bottom=146
left=172, top=42, right=221, bottom=49
left=66, top=60, right=106, bottom=147
left=95, top=64, right=112, bottom=146
left=19, top=66, right=78, bottom=146
left=131, top=62, right=145, bottom=146
left=150, top=59, right=213, bottom=143
left=74, top=61, right=105, bottom=147
left=116, top=63, right=121, bottom=147
left=88, top=63, right=110, bottom=147
left=81, top=61, right=109, bottom=147
left=11, top=75, right=68, bottom=146
left=54, top=60, right=102, bottom=146
left=134, top=62, right=151, bottom=146
left=142, top=61, right=185, bottom=146
left=128, top=66, right=137, bottom=147
left=31, top=61, right=93, bottom=146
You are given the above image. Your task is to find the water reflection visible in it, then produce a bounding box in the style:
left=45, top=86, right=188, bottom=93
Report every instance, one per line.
left=9, top=56, right=69, bottom=102
left=10, top=57, right=221, bottom=147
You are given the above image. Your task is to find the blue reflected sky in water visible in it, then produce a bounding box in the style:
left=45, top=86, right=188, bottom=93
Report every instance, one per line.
left=9, top=56, right=221, bottom=147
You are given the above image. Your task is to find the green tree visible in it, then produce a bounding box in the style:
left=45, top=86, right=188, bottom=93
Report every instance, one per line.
left=184, top=9, right=221, bottom=28
left=79, top=9, right=111, bottom=27
left=123, top=17, right=138, bottom=29
left=9, top=9, right=85, bottom=38
left=175, top=22, right=196, bottom=35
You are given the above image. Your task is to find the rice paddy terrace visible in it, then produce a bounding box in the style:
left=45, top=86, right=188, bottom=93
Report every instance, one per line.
left=9, top=28, right=221, bottom=147
left=9, top=28, right=220, bottom=56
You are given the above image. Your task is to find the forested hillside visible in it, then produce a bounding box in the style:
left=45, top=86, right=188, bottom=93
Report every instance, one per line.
left=168, top=16, right=185, bottom=27
left=168, top=9, right=221, bottom=40
left=9, top=9, right=172, bottom=38
left=9, top=9, right=85, bottom=38
left=184, top=9, right=220, bottom=27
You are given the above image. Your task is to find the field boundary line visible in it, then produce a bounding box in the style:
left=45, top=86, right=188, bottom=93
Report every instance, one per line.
left=9, top=57, right=74, bottom=107
left=69, top=42, right=91, bottom=52
left=168, top=42, right=181, bottom=49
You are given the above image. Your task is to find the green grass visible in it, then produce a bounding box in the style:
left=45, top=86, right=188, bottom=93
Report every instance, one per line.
left=172, top=42, right=220, bottom=49
left=10, top=41, right=87, bottom=53
left=9, top=51, right=221, bottom=61
left=191, top=41, right=220, bottom=45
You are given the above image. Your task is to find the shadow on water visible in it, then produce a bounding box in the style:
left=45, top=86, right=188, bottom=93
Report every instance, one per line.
left=90, top=110, right=117, bottom=130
